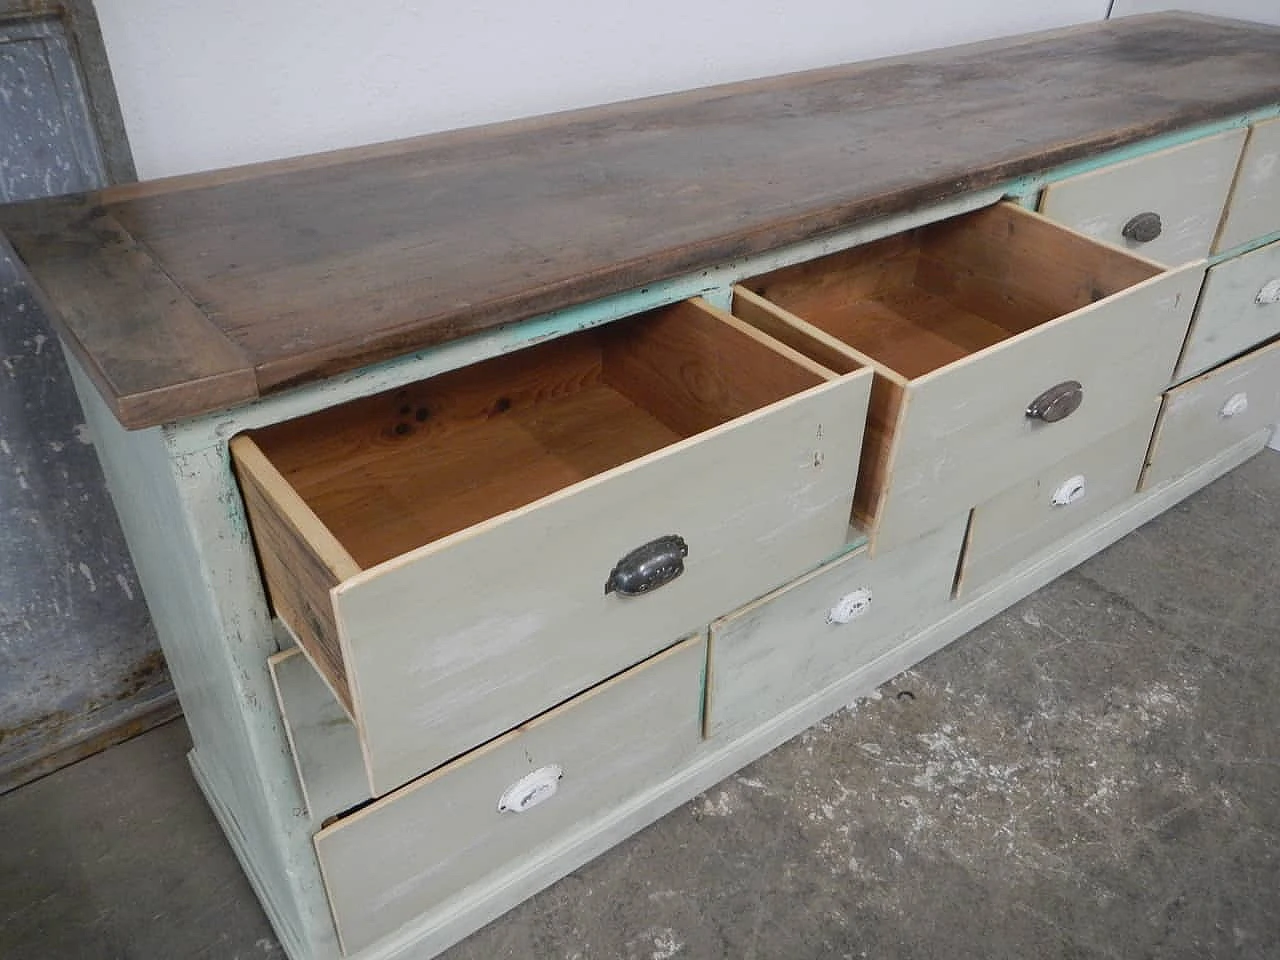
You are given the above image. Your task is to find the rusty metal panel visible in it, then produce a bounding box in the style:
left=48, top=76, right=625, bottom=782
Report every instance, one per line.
left=1, top=16, right=173, bottom=792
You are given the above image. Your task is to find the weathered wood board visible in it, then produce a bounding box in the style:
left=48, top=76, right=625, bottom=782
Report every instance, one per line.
left=3, top=14, right=1280, bottom=427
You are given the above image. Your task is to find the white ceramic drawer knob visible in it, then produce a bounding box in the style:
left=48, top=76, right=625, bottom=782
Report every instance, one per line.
left=1255, top=279, right=1280, bottom=305
left=1220, top=392, right=1249, bottom=418
left=1051, top=474, right=1087, bottom=506
left=497, top=765, right=563, bottom=814
left=828, top=588, right=873, bottom=624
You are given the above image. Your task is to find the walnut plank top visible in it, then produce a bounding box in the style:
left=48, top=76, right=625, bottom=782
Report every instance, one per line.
left=4, top=12, right=1280, bottom=429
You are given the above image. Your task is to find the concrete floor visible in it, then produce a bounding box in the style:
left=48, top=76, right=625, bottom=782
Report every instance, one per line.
left=3, top=451, right=1279, bottom=960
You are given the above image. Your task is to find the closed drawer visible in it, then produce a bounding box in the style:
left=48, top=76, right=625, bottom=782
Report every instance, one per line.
left=733, top=201, right=1202, bottom=554
left=1176, top=239, right=1280, bottom=381
left=232, top=298, right=871, bottom=796
left=1216, top=117, right=1280, bottom=254
left=1142, top=338, right=1280, bottom=491
left=705, top=516, right=966, bottom=742
left=1039, top=129, right=1246, bottom=267
left=316, top=634, right=705, bottom=956
left=956, top=403, right=1160, bottom=597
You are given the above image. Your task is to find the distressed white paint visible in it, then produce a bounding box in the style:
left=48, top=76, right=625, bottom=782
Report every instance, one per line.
left=1039, top=130, right=1247, bottom=267
left=1143, top=338, right=1280, bottom=489
left=1217, top=118, right=1280, bottom=254
left=334, top=369, right=870, bottom=796
left=706, top=517, right=967, bottom=741
left=91, top=0, right=1107, bottom=180
left=316, top=636, right=705, bottom=956
left=873, top=257, right=1204, bottom=555
left=1177, top=240, right=1280, bottom=380
left=957, top=405, right=1160, bottom=595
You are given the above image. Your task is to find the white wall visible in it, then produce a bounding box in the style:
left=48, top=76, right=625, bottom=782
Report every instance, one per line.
left=93, top=0, right=1106, bottom=181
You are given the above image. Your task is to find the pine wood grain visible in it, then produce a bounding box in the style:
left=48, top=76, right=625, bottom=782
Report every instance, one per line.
left=229, top=436, right=360, bottom=714
left=3, top=13, right=1279, bottom=428
left=246, top=300, right=829, bottom=569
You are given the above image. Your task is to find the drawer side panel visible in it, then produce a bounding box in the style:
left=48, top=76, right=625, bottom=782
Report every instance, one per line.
left=231, top=436, right=359, bottom=713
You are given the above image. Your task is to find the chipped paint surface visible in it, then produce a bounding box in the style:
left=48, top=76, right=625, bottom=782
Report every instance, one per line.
left=1, top=16, right=163, bottom=791
left=1, top=248, right=168, bottom=792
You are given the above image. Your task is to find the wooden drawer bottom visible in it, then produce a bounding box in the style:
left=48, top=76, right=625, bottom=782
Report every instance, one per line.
left=956, top=404, right=1160, bottom=596
left=314, top=635, right=706, bottom=956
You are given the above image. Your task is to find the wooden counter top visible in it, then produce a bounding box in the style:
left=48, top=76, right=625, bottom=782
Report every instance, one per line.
left=4, top=12, right=1280, bottom=429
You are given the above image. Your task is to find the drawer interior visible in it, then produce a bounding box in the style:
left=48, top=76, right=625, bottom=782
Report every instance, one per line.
left=732, top=202, right=1165, bottom=530
left=737, top=203, right=1161, bottom=380
left=240, top=297, right=838, bottom=571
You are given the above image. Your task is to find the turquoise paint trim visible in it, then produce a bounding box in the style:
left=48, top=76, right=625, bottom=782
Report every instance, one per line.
left=824, top=530, right=870, bottom=564
left=1210, top=230, right=1280, bottom=266
left=1002, top=105, right=1280, bottom=198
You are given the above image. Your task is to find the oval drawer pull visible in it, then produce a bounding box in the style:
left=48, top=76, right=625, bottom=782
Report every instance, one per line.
left=1256, top=279, right=1280, bottom=305
left=1051, top=474, right=1087, bottom=506
left=828, top=588, right=873, bottom=624
left=1026, top=380, right=1083, bottom=423
left=1121, top=211, right=1163, bottom=244
left=1220, top=392, right=1249, bottom=418
left=498, top=765, right=564, bottom=814
left=605, top=534, right=688, bottom=596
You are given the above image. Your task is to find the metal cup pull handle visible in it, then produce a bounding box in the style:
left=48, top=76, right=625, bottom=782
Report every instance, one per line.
left=605, top=534, right=688, bottom=596
left=1026, top=381, right=1083, bottom=423
left=1121, top=211, right=1163, bottom=244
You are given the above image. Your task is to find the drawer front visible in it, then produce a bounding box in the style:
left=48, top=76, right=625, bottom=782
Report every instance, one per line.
left=269, top=647, right=368, bottom=826
left=874, top=259, right=1203, bottom=554
left=1040, top=129, right=1246, bottom=267
left=315, top=634, right=705, bottom=956
left=335, top=369, right=870, bottom=795
left=956, top=404, right=1160, bottom=596
left=1176, top=239, right=1280, bottom=382
left=706, top=516, right=966, bottom=742
left=1142, top=338, right=1280, bottom=491
left=1216, top=117, right=1280, bottom=254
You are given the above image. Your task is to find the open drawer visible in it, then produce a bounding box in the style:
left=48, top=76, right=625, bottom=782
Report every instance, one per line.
left=231, top=297, right=871, bottom=796
left=732, top=202, right=1203, bottom=554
